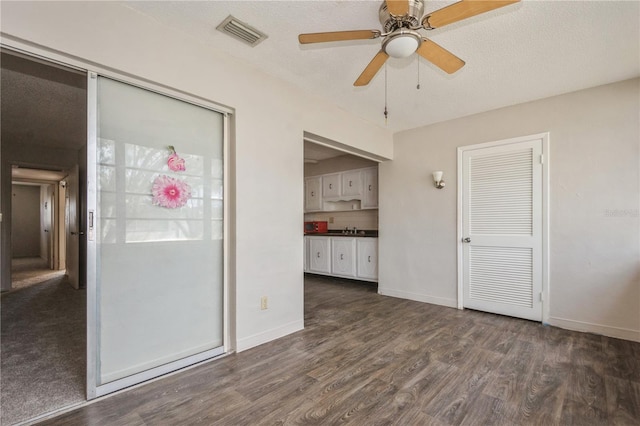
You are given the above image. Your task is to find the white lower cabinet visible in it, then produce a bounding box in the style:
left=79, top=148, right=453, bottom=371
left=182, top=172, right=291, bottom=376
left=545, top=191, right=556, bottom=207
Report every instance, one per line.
left=304, top=237, right=309, bottom=272
left=308, top=236, right=331, bottom=274
left=356, top=238, right=378, bottom=280
left=305, top=236, right=378, bottom=282
left=331, top=238, right=357, bottom=278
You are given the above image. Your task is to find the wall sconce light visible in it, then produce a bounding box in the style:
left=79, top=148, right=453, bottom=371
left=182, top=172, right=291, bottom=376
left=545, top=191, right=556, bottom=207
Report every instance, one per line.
left=433, top=171, right=445, bottom=189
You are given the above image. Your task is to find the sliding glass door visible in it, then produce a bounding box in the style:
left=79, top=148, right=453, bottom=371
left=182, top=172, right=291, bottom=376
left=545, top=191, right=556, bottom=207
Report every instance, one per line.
left=87, top=75, right=226, bottom=397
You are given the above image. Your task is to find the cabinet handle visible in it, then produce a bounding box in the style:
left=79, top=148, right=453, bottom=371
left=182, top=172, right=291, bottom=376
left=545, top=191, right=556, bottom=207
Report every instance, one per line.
left=368, top=256, right=371, bottom=263
left=349, top=180, right=352, bottom=187
left=311, top=191, right=315, bottom=197
left=329, top=183, right=332, bottom=189
left=368, top=185, right=372, bottom=191
left=340, top=254, right=344, bottom=260
left=317, top=252, right=320, bottom=258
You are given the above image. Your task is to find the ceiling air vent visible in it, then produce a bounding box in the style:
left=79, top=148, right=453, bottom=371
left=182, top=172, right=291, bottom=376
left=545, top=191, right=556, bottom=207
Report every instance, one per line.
left=216, top=15, right=268, bottom=47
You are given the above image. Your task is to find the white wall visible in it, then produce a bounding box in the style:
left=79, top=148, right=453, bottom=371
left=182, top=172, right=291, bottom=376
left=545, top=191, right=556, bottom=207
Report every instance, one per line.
left=0, top=1, right=393, bottom=350
left=380, top=78, right=640, bottom=342
left=304, top=210, right=378, bottom=232
left=11, top=184, right=41, bottom=258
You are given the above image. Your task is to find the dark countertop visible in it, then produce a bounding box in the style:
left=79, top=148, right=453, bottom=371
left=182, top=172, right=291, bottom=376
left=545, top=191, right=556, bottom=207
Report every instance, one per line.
left=305, top=230, right=378, bottom=238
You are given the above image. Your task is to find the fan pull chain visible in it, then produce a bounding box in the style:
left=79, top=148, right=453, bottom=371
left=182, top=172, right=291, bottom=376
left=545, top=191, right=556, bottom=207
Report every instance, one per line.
left=417, top=60, right=421, bottom=90
left=384, top=63, right=388, bottom=125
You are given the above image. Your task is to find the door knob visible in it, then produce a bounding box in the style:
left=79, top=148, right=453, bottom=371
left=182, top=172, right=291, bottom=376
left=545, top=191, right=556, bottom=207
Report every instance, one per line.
left=462, top=237, right=471, bottom=243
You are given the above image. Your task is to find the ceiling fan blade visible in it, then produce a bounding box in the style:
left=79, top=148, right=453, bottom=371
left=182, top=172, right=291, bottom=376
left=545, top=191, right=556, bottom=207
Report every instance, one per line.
left=386, top=0, right=410, bottom=16
left=417, top=39, right=465, bottom=74
left=354, top=51, right=389, bottom=86
left=299, top=30, right=380, bottom=44
left=424, top=0, right=520, bottom=29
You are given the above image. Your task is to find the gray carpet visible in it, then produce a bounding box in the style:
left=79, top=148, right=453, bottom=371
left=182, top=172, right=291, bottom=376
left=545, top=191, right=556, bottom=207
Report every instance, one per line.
left=1, top=271, right=86, bottom=425
left=10, top=258, right=65, bottom=291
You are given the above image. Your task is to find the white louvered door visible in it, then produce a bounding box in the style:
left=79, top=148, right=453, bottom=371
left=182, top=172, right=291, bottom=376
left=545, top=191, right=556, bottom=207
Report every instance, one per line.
left=461, top=138, right=543, bottom=321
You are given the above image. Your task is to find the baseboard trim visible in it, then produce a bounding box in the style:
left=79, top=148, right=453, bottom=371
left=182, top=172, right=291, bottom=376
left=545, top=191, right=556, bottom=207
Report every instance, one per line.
left=548, top=316, right=640, bottom=342
left=236, top=319, right=304, bottom=352
left=378, top=287, right=457, bottom=309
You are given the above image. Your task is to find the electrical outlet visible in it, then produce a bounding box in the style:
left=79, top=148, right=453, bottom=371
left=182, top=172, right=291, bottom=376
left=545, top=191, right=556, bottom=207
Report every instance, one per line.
left=329, top=217, right=334, bottom=223
left=260, top=296, right=268, bottom=310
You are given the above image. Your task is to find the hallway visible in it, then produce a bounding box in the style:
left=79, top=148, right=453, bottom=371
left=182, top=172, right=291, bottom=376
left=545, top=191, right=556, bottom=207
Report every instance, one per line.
left=10, top=257, right=65, bottom=291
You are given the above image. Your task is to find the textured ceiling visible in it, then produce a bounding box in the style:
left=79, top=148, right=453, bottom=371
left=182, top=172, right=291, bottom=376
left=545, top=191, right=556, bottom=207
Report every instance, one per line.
left=123, top=0, right=640, bottom=133
left=1, top=52, right=87, bottom=151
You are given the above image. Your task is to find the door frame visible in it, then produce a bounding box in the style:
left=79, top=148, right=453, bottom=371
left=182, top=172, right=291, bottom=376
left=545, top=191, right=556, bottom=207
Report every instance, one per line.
left=456, top=132, right=550, bottom=324
left=10, top=176, right=64, bottom=272
left=65, top=165, right=80, bottom=290
left=1, top=39, right=235, bottom=400
left=57, top=180, right=67, bottom=270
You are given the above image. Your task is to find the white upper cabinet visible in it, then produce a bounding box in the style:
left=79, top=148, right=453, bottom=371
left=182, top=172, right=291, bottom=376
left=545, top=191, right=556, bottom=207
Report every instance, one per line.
left=304, top=176, right=322, bottom=212
left=322, top=173, right=341, bottom=198
left=305, top=166, right=378, bottom=212
left=362, top=167, right=378, bottom=209
left=341, top=170, right=363, bottom=198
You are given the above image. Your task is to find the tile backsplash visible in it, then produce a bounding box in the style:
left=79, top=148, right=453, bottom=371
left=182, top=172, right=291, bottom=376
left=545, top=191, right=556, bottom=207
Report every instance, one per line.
left=304, top=210, right=378, bottom=231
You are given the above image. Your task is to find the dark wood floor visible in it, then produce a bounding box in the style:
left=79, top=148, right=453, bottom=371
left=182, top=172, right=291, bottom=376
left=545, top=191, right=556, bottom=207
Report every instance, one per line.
left=42, top=275, right=639, bottom=425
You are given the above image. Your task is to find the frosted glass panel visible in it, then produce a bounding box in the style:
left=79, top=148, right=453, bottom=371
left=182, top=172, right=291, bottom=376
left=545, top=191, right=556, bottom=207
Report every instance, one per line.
left=96, top=77, right=224, bottom=385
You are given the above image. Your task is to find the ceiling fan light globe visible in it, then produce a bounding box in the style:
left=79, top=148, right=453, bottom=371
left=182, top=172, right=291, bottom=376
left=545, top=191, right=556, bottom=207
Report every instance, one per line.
left=382, top=30, right=422, bottom=58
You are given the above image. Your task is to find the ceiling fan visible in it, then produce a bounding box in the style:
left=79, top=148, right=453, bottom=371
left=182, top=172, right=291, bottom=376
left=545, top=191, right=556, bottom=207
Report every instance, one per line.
left=298, top=0, right=520, bottom=86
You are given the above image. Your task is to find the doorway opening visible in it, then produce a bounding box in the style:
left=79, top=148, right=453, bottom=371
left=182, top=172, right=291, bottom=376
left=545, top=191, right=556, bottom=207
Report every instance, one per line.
left=1, top=49, right=88, bottom=424
left=302, top=133, right=381, bottom=314
left=10, top=168, right=69, bottom=291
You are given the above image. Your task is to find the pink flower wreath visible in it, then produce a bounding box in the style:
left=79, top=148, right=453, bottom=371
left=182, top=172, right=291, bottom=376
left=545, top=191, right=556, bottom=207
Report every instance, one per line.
left=167, top=146, right=186, bottom=172
left=151, top=175, right=191, bottom=209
